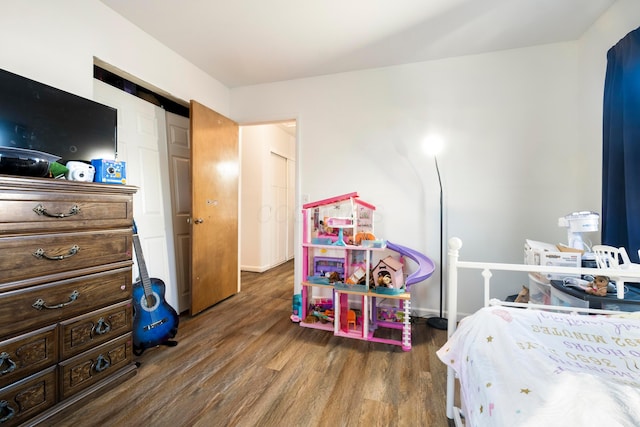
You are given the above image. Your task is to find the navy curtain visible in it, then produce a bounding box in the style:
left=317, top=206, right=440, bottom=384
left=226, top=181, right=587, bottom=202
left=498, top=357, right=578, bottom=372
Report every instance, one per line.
left=602, top=27, right=640, bottom=262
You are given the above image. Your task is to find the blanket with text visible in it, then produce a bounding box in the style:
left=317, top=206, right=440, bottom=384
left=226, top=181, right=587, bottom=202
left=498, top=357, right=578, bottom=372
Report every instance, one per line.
left=437, top=306, right=640, bottom=427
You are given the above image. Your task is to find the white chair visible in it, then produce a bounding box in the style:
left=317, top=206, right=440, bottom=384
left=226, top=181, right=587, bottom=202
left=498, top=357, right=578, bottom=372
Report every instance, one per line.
left=620, top=246, right=632, bottom=265
left=618, top=247, right=640, bottom=270
left=592, top=245, right=621, bottom=269
left=592, top=245, right=640, bottom=299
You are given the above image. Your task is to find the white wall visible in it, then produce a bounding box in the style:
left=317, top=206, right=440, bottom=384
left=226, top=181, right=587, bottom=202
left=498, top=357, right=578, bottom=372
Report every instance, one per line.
left=240, top=124, right=296, bottom=271
left=240, top=126, right=266, bottom=271
left=0, top=0, right=229, bottom=117
left=230, top=0, right=640, bottom=317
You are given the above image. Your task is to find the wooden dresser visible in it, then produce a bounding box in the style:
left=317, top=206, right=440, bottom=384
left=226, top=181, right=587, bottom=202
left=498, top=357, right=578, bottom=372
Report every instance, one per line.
left=0, top=176, right=138, bottom=426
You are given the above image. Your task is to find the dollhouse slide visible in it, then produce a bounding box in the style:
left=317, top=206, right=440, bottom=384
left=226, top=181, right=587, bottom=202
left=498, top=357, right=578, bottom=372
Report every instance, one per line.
left=386, top=241, right=435, bottom=289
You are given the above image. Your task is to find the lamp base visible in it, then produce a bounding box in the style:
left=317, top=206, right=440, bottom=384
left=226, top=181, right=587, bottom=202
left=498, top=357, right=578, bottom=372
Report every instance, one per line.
left=427, top=316, right=448, bottom=330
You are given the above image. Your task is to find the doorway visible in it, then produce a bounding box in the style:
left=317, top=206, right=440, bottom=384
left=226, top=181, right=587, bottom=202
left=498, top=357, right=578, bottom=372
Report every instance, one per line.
left=239, top=122, right=297, bottom=273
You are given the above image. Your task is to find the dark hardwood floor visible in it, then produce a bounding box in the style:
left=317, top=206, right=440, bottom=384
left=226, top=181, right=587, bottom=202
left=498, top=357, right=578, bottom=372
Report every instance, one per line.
left=54, top=260, right=451, bottom=427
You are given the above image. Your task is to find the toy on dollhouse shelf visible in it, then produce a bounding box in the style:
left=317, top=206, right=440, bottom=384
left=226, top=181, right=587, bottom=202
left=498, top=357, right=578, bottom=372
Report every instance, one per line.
left=372, top=256, right=405, bottom=295
left=308, top=192, right=375, bottom=246
left=377, top=306, right=406, bottom=323
left=345, top=266, right=366, bottom=284
left=326, top=217, right=354, bottom=246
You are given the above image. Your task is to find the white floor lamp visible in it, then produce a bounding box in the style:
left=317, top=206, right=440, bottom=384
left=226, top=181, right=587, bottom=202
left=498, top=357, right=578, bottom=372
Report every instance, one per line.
left=424, top=136, right=447, bottom=330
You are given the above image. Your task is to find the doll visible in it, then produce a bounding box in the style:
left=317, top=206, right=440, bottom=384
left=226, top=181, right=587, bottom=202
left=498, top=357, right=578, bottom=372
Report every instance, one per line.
left=585, top=276, right=609, bottom=297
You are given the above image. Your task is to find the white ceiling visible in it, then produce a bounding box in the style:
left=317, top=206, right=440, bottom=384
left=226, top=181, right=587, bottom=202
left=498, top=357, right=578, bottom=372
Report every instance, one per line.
left=100, top=0, right=616, bottom=88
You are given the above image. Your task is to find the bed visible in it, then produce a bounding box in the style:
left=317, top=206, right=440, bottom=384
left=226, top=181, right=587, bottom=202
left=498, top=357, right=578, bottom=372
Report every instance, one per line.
left=437, top=237, right=640, bottom=427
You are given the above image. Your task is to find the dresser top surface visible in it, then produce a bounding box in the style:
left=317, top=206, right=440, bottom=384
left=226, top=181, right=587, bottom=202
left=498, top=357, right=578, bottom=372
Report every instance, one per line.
left=0, top=175, right=138, bottom=195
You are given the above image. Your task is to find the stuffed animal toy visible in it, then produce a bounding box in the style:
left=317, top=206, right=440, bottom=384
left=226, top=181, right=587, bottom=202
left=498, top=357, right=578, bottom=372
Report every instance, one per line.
left=377, top=271, right=393, bottom=288
left=327, top=271, right=341, bottom=283
left=585, top=275, right=609, bottom=297
left=514, top=286, right=530, bottom=303
left=354, top=231, right=376, bottom=245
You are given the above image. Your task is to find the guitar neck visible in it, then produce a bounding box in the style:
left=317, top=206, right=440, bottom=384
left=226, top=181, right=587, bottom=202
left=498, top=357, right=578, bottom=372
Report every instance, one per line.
left=132, top=233, right=154, bottom=297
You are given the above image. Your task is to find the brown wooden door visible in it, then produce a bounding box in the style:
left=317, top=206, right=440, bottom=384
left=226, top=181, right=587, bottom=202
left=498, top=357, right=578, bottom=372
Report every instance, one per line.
left=190, top=100, right=239, bottom=315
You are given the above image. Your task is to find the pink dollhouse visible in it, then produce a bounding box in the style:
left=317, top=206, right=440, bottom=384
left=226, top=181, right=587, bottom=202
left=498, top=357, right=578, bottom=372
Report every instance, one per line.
left=296, top=192, right=435, bottom=351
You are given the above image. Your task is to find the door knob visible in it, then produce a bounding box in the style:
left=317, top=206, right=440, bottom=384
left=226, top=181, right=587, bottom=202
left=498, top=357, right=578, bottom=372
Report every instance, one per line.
left=194, top=218, right=204, bottom=224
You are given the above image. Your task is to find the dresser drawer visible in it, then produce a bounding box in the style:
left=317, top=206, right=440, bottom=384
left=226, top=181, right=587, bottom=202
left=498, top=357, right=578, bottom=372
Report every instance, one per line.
left=0, top=366, right=57, bottom=427
left=0, top=325, right=57, bottom=389
left=59, top=333, right=133, bottom=400
left=0, top=177, right=135, bottom=234
left=0, top=229, right=132, bottom=285
left=0, top=267, right=132, bottom=338
left=59, top=300, right=132, bottom=360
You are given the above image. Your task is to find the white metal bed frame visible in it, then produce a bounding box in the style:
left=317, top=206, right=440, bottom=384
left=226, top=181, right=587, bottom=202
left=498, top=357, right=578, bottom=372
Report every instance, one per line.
left=444, top=237, right=640, bottom=426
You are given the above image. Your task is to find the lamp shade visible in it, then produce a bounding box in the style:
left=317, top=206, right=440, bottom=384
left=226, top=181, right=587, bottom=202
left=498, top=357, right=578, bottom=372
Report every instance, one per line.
left=423, top=134, right=444, bottom=157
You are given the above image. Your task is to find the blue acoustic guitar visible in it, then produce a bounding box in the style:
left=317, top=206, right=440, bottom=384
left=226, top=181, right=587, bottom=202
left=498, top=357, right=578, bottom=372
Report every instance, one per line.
left=131, top=221, right=179, bottom=355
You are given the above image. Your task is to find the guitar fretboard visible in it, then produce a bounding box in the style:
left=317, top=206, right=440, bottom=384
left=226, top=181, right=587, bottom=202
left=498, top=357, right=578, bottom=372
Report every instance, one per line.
left=132, top=233, right=154, bottom=299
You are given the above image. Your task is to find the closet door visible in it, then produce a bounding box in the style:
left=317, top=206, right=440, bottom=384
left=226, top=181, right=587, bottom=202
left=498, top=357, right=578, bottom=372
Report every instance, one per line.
left=287, top=158, right=296, bottom=260
left=269, top=152, right=288, bottom=267
left=165, top=112, right=191, bottom=313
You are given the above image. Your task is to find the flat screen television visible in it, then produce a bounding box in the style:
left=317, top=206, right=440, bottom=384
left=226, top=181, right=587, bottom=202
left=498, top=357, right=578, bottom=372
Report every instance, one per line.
left=0, top=68, right=117, bottom=164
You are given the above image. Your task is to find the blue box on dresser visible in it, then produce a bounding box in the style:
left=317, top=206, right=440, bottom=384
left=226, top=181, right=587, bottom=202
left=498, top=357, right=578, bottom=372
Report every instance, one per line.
left=91, top=159, right=126, bottom=184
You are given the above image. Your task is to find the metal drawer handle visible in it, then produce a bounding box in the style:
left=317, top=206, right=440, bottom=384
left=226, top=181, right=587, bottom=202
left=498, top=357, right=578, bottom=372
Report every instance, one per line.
left=33, top=245, right=80, bottom=260
left=32, top=290, right=79, bottom=310
left=93, top=354, right=110, bottom=373
left=0, top=400, right=16, bottom=423
left=33, top=203, right=81, bottom=218
left=94, top=317, right=112, bottom=335
left=0, top=352, right=16, bottom=375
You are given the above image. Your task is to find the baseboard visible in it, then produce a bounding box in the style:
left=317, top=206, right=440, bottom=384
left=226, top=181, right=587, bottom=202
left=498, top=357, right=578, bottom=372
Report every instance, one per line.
left=240, top=265, right=269, bottom=273
left=241, top=259, right=293, bottom=273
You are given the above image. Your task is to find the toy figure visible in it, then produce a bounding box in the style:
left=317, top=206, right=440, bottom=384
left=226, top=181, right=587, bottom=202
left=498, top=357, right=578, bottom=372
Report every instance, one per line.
left=585, top=275, right=609, bottom=297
